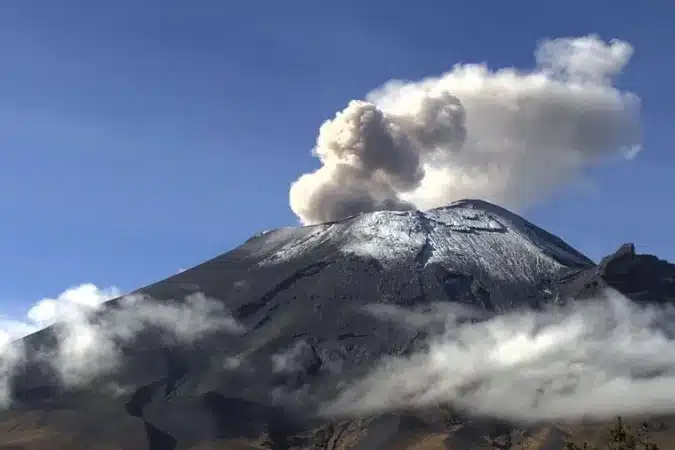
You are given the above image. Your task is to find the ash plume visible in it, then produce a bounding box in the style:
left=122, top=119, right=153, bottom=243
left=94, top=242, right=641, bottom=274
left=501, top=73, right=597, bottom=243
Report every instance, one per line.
left=290, top=35, right=641, bottom=225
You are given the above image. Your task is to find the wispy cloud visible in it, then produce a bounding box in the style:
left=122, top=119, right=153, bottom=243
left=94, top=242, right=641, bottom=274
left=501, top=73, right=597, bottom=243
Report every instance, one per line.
left=27, top=283, right=121, bottom=329
left=49, top=291, right=244, bottom=387
left=0, top=283, right=120, bottom=348
left=325, top=289, right=675, bottom=423
left=0, top=283, right=244, bottom=406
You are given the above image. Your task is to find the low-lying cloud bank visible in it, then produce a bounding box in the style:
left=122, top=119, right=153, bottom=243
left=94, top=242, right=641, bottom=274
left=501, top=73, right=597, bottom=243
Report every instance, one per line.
left=325, top=290, right=675, bottom=423
left=0, top=283, right=243, bottom=406
left=290, top=34, right=641, bottom=225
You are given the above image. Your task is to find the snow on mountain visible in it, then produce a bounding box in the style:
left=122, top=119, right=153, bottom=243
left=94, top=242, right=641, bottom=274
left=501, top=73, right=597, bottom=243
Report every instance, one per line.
left=242, top=199, right=593, bottom=295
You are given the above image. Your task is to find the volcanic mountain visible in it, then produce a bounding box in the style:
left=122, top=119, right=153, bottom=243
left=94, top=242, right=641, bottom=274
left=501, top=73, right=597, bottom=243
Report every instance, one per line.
left=1, top=199, right=674, bottom=449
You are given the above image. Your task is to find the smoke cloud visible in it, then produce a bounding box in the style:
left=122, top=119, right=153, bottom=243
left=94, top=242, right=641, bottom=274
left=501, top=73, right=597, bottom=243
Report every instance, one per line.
left=325, top=290, right=675, bottom=423
left=0, top=283, right=244, bottom=405
left=290, top=35, right=641, bottom=225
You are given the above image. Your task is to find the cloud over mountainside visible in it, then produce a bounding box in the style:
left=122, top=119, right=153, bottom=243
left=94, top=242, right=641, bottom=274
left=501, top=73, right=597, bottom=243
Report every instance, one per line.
left=290, top=35, right=641, bottom=225
left=326, top=289, right=675, bottom=422
left=6, top=284, right=675, bottom=422
left=0, top=283, right=243, bottom=407
left=0, top=284, right=121, bottom=346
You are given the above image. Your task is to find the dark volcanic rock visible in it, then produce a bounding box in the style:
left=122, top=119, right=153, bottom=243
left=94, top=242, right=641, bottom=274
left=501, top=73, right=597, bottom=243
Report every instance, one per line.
left=1, top=199, right=674, bottom=449
left=557, top=242, right=675, bottom=304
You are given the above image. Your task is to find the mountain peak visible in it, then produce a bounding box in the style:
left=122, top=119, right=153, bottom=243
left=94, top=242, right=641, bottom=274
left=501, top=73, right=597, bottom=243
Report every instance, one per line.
left=232, top=199, right=594, bottom=312
left=7, top=198, right=675, bottom=450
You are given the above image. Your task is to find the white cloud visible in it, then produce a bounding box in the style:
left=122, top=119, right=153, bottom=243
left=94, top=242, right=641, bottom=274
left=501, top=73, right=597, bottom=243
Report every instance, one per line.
left=223, top=355, right=244, bottom=370
left=290, top=34, right=641, bottom=225
left=0, top=283, right=244, bottom=404
left=0, top=319, right=39, bottom=345
left=0, top=283, right=122, bottom=400
left=0, top=335, right=24, bottom=409
left=49, top=291, right=244, bottom=387
left=0, top=283, right=119, bottom=347
left=272, top=340, right=316, bottom=374
left=535, top=35, right=633, bottom=82
left=325, top=290, right=675, bottom=423
left=364, top=302, right=488, bottom=331
left=27, top=283, right=121, bottom=328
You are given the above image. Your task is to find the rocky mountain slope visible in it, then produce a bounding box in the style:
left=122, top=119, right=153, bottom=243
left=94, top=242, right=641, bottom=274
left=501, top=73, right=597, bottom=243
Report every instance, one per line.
left=1, top=199, right=674, bottom=450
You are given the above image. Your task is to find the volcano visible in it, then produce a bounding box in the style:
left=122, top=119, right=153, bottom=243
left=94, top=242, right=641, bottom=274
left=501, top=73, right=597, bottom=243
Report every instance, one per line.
left=1, top=199, right=675, bottom=450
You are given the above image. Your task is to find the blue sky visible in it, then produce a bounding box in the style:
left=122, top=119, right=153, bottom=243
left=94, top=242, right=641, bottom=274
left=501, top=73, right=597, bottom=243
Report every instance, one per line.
left=0, top=0, right=673, bottom=319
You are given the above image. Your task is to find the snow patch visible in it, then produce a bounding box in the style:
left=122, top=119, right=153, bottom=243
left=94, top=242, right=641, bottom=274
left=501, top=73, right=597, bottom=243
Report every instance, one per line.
left=244, top=201, right=592, bottom=293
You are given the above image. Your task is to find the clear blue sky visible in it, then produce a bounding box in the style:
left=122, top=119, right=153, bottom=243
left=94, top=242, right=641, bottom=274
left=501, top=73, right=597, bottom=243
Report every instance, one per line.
left=0, top=1, right=673, bottom=317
